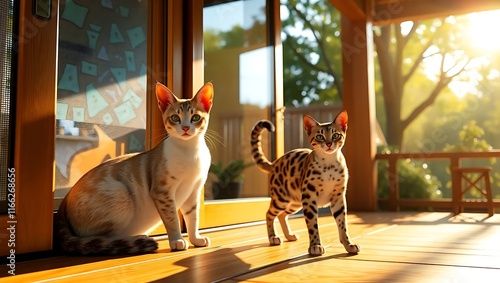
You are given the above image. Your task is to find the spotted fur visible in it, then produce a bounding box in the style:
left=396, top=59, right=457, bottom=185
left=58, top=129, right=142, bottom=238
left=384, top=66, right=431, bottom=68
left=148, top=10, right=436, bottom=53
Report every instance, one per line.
left=251, top=110, right=360, bottom=256
left=56, top=82, right=214, bottom=255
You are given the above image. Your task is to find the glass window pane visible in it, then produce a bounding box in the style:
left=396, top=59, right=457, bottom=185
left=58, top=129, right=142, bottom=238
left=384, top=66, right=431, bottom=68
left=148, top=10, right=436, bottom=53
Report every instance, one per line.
left=203, top=0, right=273, bottom=200
left=55, top=0, right=148, bottom=206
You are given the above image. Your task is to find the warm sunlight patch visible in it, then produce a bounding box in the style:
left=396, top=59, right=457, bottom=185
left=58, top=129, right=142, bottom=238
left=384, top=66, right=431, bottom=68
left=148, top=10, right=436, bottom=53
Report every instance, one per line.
left=466, top=10, right=500, bottom=52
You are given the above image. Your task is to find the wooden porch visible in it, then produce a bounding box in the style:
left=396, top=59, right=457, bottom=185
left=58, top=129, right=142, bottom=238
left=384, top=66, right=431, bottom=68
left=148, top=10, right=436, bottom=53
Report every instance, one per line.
left=3, top=212, right=500, bottom=282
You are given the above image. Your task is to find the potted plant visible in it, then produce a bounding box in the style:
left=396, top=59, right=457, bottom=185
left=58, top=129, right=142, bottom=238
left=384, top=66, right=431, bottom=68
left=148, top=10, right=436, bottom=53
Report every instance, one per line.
left=209, top=160, right=251, bottom=199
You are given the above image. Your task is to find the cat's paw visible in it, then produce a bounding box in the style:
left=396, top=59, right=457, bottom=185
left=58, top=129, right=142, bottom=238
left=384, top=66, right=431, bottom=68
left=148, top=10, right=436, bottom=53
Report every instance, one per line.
left=308, top=244, right=325, bottom=256
left=345, top=243, right=361, bottom=254
left=169, top=239, right=189, bottom=251
left=269, top=235, right=282, bottom=246
left=191, top=236, right=211, bottom=247
left=284, top=234, right=299, bottom=241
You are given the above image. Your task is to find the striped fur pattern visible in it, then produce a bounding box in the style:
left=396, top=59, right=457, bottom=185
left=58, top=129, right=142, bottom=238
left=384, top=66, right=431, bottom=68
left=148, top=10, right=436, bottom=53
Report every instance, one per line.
left=56, top=82, right=214, bottom=255
left=250, top=110, right=360, bottom=256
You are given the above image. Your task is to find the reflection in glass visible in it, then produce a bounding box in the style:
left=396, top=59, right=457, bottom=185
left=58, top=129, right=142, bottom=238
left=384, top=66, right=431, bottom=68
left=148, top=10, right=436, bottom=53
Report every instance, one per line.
left=203, top=0, right=273, bottom=200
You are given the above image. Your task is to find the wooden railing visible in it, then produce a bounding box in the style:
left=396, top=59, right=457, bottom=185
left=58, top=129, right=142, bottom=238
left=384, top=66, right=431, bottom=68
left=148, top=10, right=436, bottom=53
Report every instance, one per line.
left=375, top=151, right=500, bottom=213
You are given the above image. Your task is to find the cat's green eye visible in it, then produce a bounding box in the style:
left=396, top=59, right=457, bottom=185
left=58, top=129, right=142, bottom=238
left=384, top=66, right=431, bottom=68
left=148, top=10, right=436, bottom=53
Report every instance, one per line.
left=170, top=115, right=180, bottom=123
left=315, top=134, right=325, bottom=142
left=191, top=114, right=201, bottom=122
left=332, top=133, right=342, bottom=140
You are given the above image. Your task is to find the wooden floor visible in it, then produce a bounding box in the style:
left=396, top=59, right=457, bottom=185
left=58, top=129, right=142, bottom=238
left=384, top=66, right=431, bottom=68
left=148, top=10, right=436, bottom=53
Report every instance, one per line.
left=2, top=212, right=500, bottom=282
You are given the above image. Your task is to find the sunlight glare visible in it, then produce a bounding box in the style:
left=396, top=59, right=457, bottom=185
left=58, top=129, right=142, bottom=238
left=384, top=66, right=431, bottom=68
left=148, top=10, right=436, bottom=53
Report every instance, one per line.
left=466, top=10, right=500, bottom=52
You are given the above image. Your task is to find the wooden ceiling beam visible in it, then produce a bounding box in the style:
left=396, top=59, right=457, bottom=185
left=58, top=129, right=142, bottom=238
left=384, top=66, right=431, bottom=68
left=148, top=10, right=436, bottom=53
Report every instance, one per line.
left=328, top=0, right=366, bottom=21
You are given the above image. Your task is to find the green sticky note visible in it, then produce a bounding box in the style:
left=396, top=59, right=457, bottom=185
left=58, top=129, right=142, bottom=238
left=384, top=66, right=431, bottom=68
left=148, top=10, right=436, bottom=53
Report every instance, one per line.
left=102, top=112, right=113, bottom=125
left=89, top=23, right=102, bottom=32
left=86, top=83, right=109, bottom=117
left=139, top=64, right=146, bottom=91
left=110, top=23, right=125, bottom=43
left=56, top=103, right=69, bottom=120
left=114, top=101, right=136, bottom=125
left=126, top=26, right=146, bottom=48
left=129, top=134, right=143, bottom=152
left=110, top=67, right=126, bottom=89
left=82, top=61, right=97, bottom=76
left=86, top=30, right=99, bottom=49
left=125, top=51, right=135, bottom=72
left=61, top=0, right=89, bottom=28
left=73, top=107, right=85, bottom=122
left=119, top=6, right=129, bottom=17
left=123, top=89, right=142, bottom=108
left=58, top=64, right=79, bottom=93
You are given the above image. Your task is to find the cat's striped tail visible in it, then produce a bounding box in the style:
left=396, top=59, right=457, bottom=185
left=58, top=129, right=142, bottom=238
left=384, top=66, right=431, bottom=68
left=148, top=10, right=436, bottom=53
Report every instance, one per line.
left=250, top=120, right=275, bottom=173
left=55, top=198, right=158, bottom=255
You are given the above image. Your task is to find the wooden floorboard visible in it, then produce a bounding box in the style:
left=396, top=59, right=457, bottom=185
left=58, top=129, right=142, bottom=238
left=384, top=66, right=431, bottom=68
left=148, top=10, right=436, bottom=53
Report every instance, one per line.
left=1, top=212, right=500, bottom=282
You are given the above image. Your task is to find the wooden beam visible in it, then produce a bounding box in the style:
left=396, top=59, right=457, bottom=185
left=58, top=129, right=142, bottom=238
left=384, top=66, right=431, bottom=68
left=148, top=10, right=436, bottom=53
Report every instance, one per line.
left=372, top=0, right=500, bottom=25
left=341, top=16, right=377, bottom=211
left=328, top=0, right=366, bottom=20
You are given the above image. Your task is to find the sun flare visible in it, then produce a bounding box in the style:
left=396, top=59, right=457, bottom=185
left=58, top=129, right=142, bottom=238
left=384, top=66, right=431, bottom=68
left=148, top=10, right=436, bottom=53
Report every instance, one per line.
left=466, top=10, right=500, bottom=52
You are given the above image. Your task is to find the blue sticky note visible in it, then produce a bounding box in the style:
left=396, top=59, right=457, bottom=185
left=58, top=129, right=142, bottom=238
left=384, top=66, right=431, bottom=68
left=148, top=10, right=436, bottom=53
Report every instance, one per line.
left=82, top=61, right=97, bottom=76
left=73, top=107, right=85, bottom=122
left=61, top=0, right=88, bottom=28
left=86, top=83, right=109, bottom=117
left=125, top=51, right=135, bottom=72
left=123, top=89, right=143, bottom=108
left=86, top=30, right=99, bottom=49
left=129, top=135, right=143, bottom=152
left=97, top=46, right=109, bottom=61
left=110, top=23, right=125, bottom=43
left=101, top=0, right=113, bottom=9
left=126, top=26, right=146, bottom=48
left=102, top=112, right=113, bottom=125
left=58, top=64, right=79, bottom=93
left=56, top=103, right=69, bottom=120
left=120, top=6, right=129, bottom=17
left=139, top=64, right=146, bottom=91
left=110, top=67, right=126, bottom=89
left=114, top=101, right=136, bottom=125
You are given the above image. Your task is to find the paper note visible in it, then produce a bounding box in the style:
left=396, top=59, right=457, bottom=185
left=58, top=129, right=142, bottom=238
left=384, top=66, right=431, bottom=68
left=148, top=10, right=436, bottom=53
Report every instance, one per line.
left=58, top=64, right=79, bottom=93
left=86, top=30, right=99, bottom=49
left=125, top=51, right=136, bottom=72
left=89, top=23, right=102, bottom=32
left=111, top=67, right=126, bottom=89
left=114, top=101, right=136, bottom=125
left=126, top=26, right=146, bottom=48
left=97, top=46, right=109, bottom=61
left=129, top=134, right=143, bottom=152
left=102, top=112, right=113, bottom=125
left=139, top=64, right=146, bottom=91
left=119, top=6, right=129, bottom=17
left=82, top=61, right=97, bottom=76
left=56, top=103, right=69, bottom=120
left=104, top=88, right=117, bottom=102
left=123, top=88, right=142, bottom=108
left=101, top=0, right=113, bottom=9
left=61, top=0, right=88, bottom=28
left=86, top=83, right=109, bottom=118
left=73, top=107, right=85, bottom=122
left=110, top=23, right=125, bottom=43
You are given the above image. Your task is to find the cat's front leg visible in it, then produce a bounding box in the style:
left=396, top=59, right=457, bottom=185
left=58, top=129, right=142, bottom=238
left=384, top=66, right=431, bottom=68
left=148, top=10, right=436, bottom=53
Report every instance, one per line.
left=151, top=189, right=189, bottom=251
left=302, top=196, right=325, bottom=256
left=331, top=200, right=361, bottom=254
left=180, top=184, right=210, bottom=248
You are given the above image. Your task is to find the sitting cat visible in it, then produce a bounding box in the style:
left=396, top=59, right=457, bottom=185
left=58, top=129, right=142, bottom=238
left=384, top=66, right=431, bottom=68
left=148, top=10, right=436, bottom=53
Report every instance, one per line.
left=250, top=110, right=361, bottom=256
left=56, top=82, right=214, bottom=255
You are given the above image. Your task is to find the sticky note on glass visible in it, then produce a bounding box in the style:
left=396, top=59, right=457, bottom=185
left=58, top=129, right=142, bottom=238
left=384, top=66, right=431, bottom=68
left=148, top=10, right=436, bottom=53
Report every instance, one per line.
left=86, top=30, right=99, bottom=49
left=61, top=0, right=88, bottom=28
left=97, top=46, right=109, bottom=61
left=126, top=26, right=146, bottom=48
left=58, top=64, right=79, bottom=93
left=129, top=134, right=143, bottom=152
left=56, top=103, right=69, bottom=120
left=119, top=6, right=129, bottom=17
left=86, top=83, right=109, bottom=117
left=125, top=51, right=135, bottom=72
left=123, top=89, right=143, bottom=108
left=82, top=61, right=97, bottom=76
left=73, top=107, right=85, bottom=122
left=102, top=112, right=113, bottom=125
left=110, top=23, right=125, bottom=43
left=89, top=23, right=102, bottom=32
left=114, top=101, right=136, bottom=125
left=101, top=0, right=113, bottom=9
left=139, top=64, right=146, bottom=91
left=111, top=67, right=126, bottom=89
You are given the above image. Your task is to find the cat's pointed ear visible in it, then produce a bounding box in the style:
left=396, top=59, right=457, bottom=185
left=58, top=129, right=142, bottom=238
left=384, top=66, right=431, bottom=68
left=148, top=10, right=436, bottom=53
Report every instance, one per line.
left=156, top=82, right=178, bottom=112
left=334, top=110, right=348, bottom=132
left=303, top=115, right=319, bottom=135
left=194, top=82, right=214, bottom=112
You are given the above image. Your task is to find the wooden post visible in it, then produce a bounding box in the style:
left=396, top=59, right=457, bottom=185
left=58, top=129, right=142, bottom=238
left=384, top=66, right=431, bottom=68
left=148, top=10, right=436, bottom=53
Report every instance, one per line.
left=341, top=16, right=377, bottom=211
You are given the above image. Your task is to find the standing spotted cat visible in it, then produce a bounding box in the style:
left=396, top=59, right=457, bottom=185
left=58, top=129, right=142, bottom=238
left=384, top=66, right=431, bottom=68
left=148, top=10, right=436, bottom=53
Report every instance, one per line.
left=250, top=110, right=360, bottom=256
left=56, top=82, right=214, bottom=255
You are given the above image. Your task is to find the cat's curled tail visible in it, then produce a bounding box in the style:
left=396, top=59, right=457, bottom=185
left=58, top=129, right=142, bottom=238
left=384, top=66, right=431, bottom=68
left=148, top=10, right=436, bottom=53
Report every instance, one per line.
left=55, top=198, right=158, bottom=255
left=250, top=120, right=275, bottom=173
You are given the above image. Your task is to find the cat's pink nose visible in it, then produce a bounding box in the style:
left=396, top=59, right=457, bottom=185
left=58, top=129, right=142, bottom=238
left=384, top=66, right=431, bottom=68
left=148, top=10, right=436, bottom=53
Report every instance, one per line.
left=182, top=126, right=190, bottom=132
left=326, top=142, right=332, bottom=147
